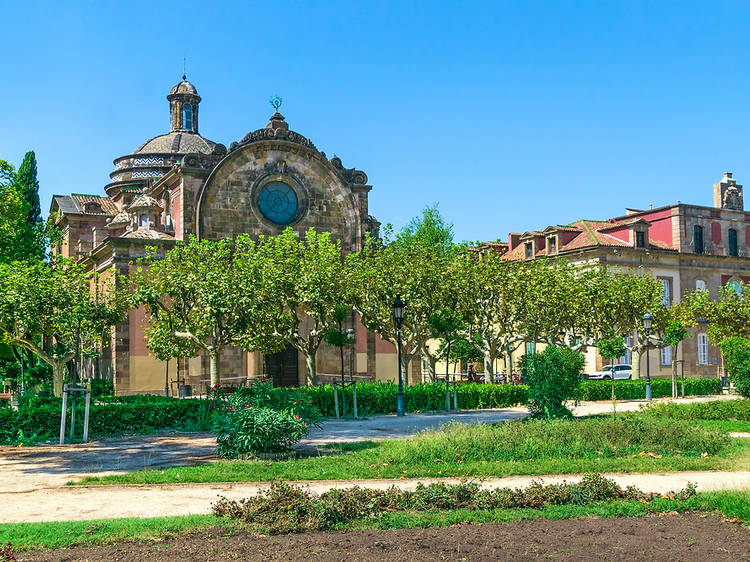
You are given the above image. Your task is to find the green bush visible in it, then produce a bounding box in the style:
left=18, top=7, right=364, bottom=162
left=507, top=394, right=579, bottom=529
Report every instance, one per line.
left=0, top=399, right=212, bottom=445
left=721, top=337, right=750, bottom=398
left=304, top=381, right=528, bottom=417
left=213, top=474, right=698, bottom=534
left=89, top=379, right=114, bottom=397
left=642, top=399, right=750, bottom=421
left=232, top=382, right=321, bottom=426
left=213, top=406, right=309, bottom=457
left=521, top=346, right=584, bottom=420
left=579, top=378, right=722, bottom=401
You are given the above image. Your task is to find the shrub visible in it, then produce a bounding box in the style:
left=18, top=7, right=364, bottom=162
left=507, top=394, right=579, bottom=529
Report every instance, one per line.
left=213, top=406, right=309, bottom=457
left=89, top=379, right=114, bottom=397
left=0, top=399, right=212, bottom=445
left=579, top=378, right=722, bottom=401
left=521, top=346, right=584, bottom=420
left=232, top=382, right=321, bottom=426
left=641, top=399, right=750, bottom=421
left=721, top=337, right=750, bottom=398
left=213, top=474, right=697, bottom=534
left=304, top=381, right=528, bottom=417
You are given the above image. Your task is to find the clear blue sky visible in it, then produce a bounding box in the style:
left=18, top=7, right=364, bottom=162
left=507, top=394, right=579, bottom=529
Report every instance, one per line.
left=2, top=1, right=750, bottom=243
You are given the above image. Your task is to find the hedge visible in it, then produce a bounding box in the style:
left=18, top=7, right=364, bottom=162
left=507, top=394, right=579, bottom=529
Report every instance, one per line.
left=578, top=378, right=723, bottom=401
left=642, top=399, right=750, bottom=421
left=300, top=382, right=528, bottom=417
left=0, top=399, right=211, bottom=445
left=301, top=379, right=722, bottom=417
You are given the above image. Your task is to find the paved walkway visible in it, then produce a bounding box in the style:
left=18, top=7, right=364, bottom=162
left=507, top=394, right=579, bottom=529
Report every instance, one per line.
left=3, top=470, right=749, bottom=523
left=0, top=394, right=744, bottom=523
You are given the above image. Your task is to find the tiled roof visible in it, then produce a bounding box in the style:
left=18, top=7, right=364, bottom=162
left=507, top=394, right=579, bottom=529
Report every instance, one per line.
left=122, top=228, right=174, bottom=240
left=497, top=217, right=676, bottom=261
left=52, top=194, right=117, bottom=216
left=133, top=132, right=219, bottom=155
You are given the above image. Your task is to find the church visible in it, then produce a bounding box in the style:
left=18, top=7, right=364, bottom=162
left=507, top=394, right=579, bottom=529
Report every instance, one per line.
left=50, top=77, right=404, bottom=395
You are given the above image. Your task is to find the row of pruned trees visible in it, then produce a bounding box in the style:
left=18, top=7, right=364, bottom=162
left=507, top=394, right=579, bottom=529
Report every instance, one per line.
left=2, top=205, right=746, bottom=396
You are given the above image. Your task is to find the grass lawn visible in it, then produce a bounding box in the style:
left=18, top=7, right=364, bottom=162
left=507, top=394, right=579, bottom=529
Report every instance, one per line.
left=3, top=491, right=749, bottom=552
left=75, top=417, right=750, bottom=485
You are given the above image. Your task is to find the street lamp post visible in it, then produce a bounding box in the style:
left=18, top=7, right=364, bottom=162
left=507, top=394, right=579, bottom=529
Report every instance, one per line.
left=643, top=312, right=653, bottom=400
left=393, top=295, right=405, bottom=416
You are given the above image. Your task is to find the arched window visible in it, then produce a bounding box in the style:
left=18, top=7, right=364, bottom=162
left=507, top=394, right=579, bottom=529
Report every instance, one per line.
left=729, top=228, right=738, bottom=256
left=140, top=214, right=149, bottom=227
left=182, top=104, right=193, bottom=131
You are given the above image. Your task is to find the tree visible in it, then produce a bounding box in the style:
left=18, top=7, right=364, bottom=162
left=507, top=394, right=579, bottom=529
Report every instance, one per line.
left=596, top=330, right=627, bottom=415
left=427, top=307, right=464, bottom=381
left=458, top=249, right=527, bottom=382
left=681, top=282, right=750, bottom=343
left=662, top=317, right=689, bottom=397
left=719, top=337, right=750, bottom=398
left=0, top=156, right=46, bottom=264
left=348, top=207, right=457, bottom=385
left=132, top=236, right=280, bottom=388
left=257, top=228, right=351, bottom=386
left=0, top=259, right=127, bottom=396
left=15, top=151, right=41, bottom=226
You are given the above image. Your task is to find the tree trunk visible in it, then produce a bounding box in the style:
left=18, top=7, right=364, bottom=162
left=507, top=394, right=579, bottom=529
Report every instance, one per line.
left=632, top=348, right=642, bottom=380
left=671, top=345, right=678, bottom=398
left=426, top=355, right=437, bottom=381
left=483, top=351, right=495, bottom=384
left=400, top=351, right=413, bottom=387
left=52, top=362, right=66, bottom=398
left=209, top=351, right=220, bottom=388
left=305, top=352, right=317, bottom=386
left=504, top=347, right=514, bottom=382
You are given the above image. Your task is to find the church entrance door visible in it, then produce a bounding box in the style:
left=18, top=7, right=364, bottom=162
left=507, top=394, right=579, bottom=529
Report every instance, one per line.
left=266, top=345, right=299, bottom=387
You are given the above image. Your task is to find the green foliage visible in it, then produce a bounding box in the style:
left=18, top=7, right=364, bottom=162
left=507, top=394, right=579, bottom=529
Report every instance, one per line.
left=521, top=346, right=584, bottom=420
left=681, top=284, right=750, bottom=343
left=0, top=157, right=45, bottom=264
left=0, top=399, right=212, bottom=445
left=302, top=381, right=528, bottom=416
left=14, top=151, right=41, bottom=226
left=213, top=474, right=697, bottom=534
left=596, top=331, right=626, bottom=361
left=579, top=378, right=721, bottom=400
left=720, top=337, right=750, bottom=398
left=132, top=235, right=283, bottom=386
left=0, top=259, right=127, bottom=396
left=641, top=399, right=750, bottom=421
left=213, top=406, right=309, bottom=457
left=662, top=319, right=689, bottom=348
left=89, top=379, right=114, bottom=397
left=231, top=382, right=322, bottom=426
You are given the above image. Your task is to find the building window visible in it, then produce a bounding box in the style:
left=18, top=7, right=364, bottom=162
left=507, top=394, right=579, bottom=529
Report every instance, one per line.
left=729, top=228, right=738, bottom=256
left=660, top=345, right=672, bottom=366
left=182, top=104, right=193, bottom=131
left=548, top=237, right=556, bottom=253
left=525, top=342, right=535, bottom=355
left=698, top=333, right=708, bottom=365
left=635, top=231, right=646, bottom=248
left=659, top=278, right=672, bottom=308
left=140, top=214, right=149, bottom=227
left=696, top=280, right=707, bottom=292
left=525, top=242, right=533, bottom=259
left=694, top=225, right=704, bottom=254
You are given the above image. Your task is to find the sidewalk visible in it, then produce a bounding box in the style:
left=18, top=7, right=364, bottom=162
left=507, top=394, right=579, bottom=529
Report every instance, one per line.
left=3, top=470, right=749, bottom=523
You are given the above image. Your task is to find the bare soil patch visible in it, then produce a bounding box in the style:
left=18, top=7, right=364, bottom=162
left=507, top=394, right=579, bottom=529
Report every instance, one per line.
left=19, top=513, right=750, bottom=561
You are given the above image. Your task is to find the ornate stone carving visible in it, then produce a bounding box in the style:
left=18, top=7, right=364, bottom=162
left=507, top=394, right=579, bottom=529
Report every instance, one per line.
left=329, top=156, right=368, bottom=185
left=232, top=127, right=318, bottom=152
left=723, top=185, right=743, bottom=210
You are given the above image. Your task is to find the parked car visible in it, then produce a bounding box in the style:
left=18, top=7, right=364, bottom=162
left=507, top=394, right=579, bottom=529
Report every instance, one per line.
left=588, top=364, right=632, bottom=380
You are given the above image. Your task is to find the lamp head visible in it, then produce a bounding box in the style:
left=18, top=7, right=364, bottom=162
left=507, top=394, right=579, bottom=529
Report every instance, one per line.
left=642, top=312, right=653, bottom=331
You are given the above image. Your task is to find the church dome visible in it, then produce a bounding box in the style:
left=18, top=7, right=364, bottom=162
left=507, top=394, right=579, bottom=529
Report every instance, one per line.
left=132, top=132, right=221, bottom=155
left=169, top=76, right=199, bottom=97
left=106, top=77, right=226, bottom=194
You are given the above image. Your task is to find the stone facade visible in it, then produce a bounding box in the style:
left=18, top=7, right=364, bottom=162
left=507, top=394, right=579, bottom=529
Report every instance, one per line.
left=50, top=77, right=402, bottom=395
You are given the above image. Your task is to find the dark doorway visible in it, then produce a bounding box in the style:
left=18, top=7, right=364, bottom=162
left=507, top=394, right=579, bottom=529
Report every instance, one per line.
left=266, top=345, right=299, bottom=387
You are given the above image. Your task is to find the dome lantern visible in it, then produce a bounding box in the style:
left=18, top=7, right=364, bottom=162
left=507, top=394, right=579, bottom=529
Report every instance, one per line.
left=167, top=75, right=201, bottom=133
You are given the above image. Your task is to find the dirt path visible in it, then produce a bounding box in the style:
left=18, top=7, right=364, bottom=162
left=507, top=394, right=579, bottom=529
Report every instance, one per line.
left=17, top=513, right=750, bottom=561
left=4, top=470, right=750, bottom=523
